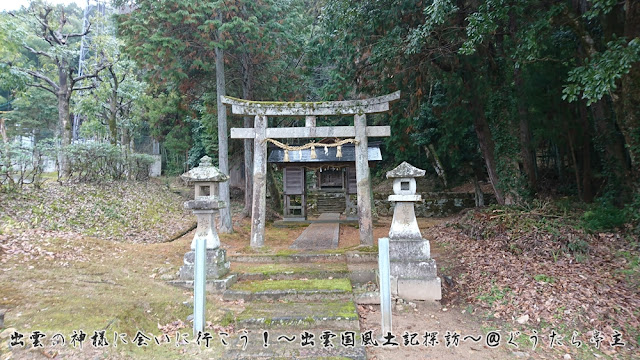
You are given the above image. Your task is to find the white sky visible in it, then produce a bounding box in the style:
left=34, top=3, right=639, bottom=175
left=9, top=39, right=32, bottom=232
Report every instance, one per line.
left=0, top=0, right=85, bottom=12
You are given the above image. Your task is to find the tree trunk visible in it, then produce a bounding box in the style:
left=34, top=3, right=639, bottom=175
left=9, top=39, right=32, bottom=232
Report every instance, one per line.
left=515, top=68, right=537, bottom=192
left=472, top=174, right=484, bottom=207
left=108, top=66, right=119, bottom=145
left=472, top=106, right=505, bottom=205
left=0, top=117, right=7, bottom=145
left=241, top=51, right=254, bottom=218
left=620, top=0, right=640, bottom=183
left=591, top=99, right=631, bottom=199
left=121, top=127, right=131, bottom=151
left=579, top=101, right=594, bottom=202
left=0, top=117, right=10, bottom=171
left=462, top=61, right=505, bottom=205
left=215, top=24, right=233, bottom=233
left=567, top=129, right=582, bottom=199
left=425, top=145, right=447, bottom=188
left=266, top=164, right=281, bottom=213
left=58, top=59, right=71, bottom=176
left=109, top=93, right=117, bottom=145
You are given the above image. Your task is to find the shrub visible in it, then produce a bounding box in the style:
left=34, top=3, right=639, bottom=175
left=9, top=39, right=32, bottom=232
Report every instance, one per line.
left=63, top=142, right=154, bottom=182
left=581, top=201, right=628, bottom=232
left=0, top=141, right=45, bottom=191
left=625, top=192, right=640, bottom=234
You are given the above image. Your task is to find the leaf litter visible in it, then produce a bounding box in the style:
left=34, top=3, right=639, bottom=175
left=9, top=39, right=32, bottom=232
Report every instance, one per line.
left=432, top=205, right=640, bottom=355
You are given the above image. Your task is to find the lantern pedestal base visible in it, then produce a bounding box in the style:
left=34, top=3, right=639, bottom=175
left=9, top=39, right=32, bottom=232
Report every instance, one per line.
left=388, top=237, right=441, bottom=301
left=179, top=248, right=230, bottom=280
left=168, top=274, right=237, bottom=294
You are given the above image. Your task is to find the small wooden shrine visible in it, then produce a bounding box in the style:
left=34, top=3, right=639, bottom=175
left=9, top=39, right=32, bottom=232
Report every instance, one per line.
left=268, top=140, right=382, bottom=219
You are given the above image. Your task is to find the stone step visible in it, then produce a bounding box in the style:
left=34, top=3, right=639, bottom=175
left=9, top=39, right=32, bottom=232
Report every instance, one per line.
left=345, top=251, right=378, bottom=264
left=222, top=327, right=366, bottom=360
left=230, top=251, right=378, bottom=265
left=237, top=271, right=353, bottom=282
left=168, top=274, right=237, bottom=293
left=229, top=253, right=346, bottom=264
left=346, top=263, right=377, bottom=284
left=233, top=300, right=359, bottom=330
left=230, top=262, right=376, bottom=286
left=223, top=279, right=353, bottom=302
left=316, top=196, right=347, bottom=213
left=317, top=205, right=346, bottom=211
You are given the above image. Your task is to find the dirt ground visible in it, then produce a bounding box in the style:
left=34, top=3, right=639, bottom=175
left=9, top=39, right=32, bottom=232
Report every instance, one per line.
left=350, top=218, right=517, bottom=360
left=2, top=201, right=634, bottom=359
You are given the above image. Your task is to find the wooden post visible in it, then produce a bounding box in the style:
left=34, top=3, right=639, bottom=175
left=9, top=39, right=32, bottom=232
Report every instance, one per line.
left=251, top=115, right=267, bottom=248
left=354, top=114, right=374, bottom=246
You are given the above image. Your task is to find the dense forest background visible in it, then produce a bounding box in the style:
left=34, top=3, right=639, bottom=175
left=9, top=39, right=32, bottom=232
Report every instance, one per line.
left=1, top=0, right=639, bottom=231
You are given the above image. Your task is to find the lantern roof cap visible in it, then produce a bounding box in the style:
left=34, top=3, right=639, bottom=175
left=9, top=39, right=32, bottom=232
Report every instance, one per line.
left=386, top=161, right=426, bottom=179
left=180, top=156, right=229, bottom=182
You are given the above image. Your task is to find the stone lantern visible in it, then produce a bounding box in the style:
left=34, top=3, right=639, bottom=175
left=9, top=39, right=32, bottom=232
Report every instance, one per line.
left=384, top=162, right=441, bottom=301
left=179, top=155, right=230, bottom=280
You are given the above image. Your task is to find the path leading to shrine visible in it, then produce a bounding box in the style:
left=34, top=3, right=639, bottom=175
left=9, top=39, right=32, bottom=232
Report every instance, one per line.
left=290, top=213, right=340, bottom=250
left=2, top=180, right=635, bottom=359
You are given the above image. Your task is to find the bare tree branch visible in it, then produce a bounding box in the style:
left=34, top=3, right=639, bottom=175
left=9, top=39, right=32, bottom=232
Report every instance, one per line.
left=33, top=8, right=63, bottom=46
left=65, top=22, right=91, bottom=40
left=26, top=83, right=57, bottom=95
left=72, top=85, right=96, bottom=92
left=23, top=45, right=52, bottom=59
left=117, top=99, right=134, bottom=112
left=23, top=69, right=60, bottom=92
left=72, top=63, right=109, bottom=84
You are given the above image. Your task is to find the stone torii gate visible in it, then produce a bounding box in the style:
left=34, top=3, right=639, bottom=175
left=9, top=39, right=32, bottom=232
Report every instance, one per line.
left=223, top=91, right=400, bottom=248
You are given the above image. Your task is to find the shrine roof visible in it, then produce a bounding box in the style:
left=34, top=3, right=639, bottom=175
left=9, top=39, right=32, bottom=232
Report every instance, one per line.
left=267, top=143, right=382, bottom=164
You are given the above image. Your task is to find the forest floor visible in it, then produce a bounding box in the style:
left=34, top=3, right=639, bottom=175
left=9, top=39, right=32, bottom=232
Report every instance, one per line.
left=0, top=179, right=638, bottom=359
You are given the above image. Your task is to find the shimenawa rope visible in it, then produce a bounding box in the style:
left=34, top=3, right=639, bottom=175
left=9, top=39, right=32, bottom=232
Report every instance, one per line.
left=264, top=138, right=358, bottom=162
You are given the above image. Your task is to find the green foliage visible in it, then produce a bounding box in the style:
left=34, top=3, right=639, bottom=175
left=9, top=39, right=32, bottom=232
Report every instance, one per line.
left=583, top=0, right=619, bottom=20
left=625, top=193, right=640, bottom=234
left=408, top=85, right=480, bottom=184
left=0, top=140, right=45, bottom=191
left=162, top=125, right=191, bottom=175
left=533, top=274, right=556, bottom=283
left=40, top=141, right=155, bottom=182
left=187, top=98, right=218, bottom=169
left=565, top=239, right=589, bottom=255
left=581, top=201, right=628, bottom=232
left=7, top=87, right=58, bottom=138
left=478, top=283, right=511, bottom=307
left=458, top=0, right=509, bottom=55
left=563, top=38, right=640, bottom=105
left=486, top=89, right=528, bottom=202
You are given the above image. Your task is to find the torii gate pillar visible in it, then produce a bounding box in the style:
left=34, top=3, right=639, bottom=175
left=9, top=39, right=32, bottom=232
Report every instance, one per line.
left=354, top=113, right=373, bottom=245
left=250, top=114, right=268, bottom=248
left=223, top=91, right=400, bottom=248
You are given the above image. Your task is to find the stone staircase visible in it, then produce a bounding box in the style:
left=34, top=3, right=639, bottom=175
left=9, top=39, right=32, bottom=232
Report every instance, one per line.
left=219, top=252, right=378, bottom=359
left=315, top=193, right=347, bottom=214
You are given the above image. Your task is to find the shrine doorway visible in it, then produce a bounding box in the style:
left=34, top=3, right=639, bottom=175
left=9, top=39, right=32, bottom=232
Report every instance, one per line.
left=268, top=141, right=382, bottom=221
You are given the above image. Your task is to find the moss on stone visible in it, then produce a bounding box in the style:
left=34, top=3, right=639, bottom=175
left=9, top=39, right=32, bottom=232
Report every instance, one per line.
left=235, top=262, right=348, bottom=276
left=232, top=278, right=352, bottom=293
left=274, top=249, right=299, bottom=256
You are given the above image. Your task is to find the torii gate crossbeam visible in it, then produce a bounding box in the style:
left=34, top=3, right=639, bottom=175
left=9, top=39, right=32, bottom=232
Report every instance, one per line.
left=222, top=91, right=400, bottom=248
